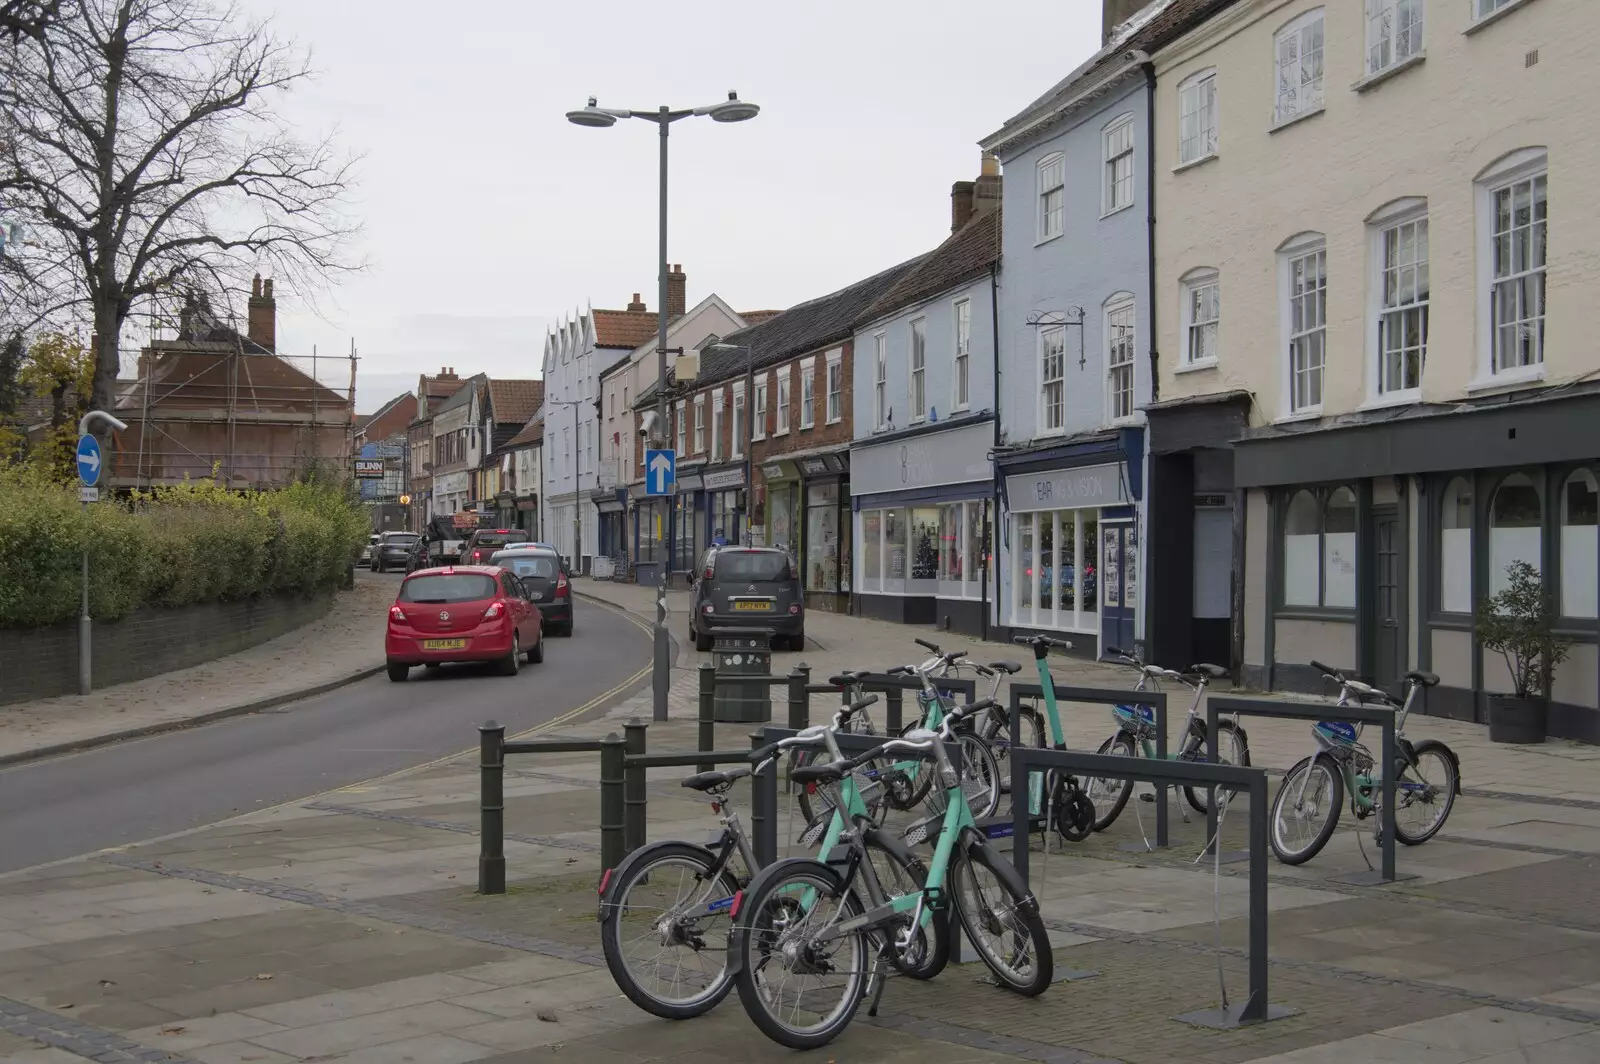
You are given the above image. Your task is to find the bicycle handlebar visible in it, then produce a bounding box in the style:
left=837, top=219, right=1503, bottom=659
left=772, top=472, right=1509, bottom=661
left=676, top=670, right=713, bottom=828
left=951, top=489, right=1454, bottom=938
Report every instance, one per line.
left=914, top=637, right=941, bottom=654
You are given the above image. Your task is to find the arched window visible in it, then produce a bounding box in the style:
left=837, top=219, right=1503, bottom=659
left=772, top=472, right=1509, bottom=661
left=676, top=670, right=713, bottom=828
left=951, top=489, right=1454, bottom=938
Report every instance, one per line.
left=1283, top=490, right=1322, bottom=607
left=1560, top=470, right=1598, bottom=619
left=1439, top=477, right=1473, bottom=613
left=1489, top=473, right=1542, bottom=596
left=1324, top=487, right=1357, bottom=608
left=1281, top=487, right=1357, bottom=610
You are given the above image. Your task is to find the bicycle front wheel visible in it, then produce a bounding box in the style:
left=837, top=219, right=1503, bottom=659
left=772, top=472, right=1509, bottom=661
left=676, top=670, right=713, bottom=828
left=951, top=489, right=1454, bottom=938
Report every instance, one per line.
left=1085, top=733, right=1136, bottom=831
left=950, top=842, right=1053, bottom=995
left=1271, top=754, right=1343, bottom=864
left=925, top=731, right=1002, bottom=820
left=1393, top=740, right=1458, bottom=846
left=600, top=842, right=740, bottom=1019
left=1183, top=719, right=1252, bottom=814
left=863, top=836, right=949, bottom=980
left=732, top=862, right=869, bottom=1050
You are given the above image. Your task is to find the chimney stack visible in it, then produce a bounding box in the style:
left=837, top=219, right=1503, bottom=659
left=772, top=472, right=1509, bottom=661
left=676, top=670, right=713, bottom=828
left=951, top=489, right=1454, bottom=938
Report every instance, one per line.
left=627, top=292, right=647, bottom=312
left=247, top=274, right=276, bottom=352
left=972, top=153, right=1002, bottom=220
left=950, top=180, right=976, bottom=233
left=666, top=264, right=686, bottom=319
left=1103, top=0, right=1145, bottom=43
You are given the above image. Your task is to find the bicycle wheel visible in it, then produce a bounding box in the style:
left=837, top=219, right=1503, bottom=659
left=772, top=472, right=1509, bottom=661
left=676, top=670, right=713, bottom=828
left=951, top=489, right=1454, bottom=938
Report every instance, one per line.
left=791, top=747, right=893, bottom=828
left=1084, top=733, right=1136, bottom=832
left=732, top=861, right=869, bottom=1050
left=923, top=731, right=1001, bottom=821
left=1271, top=754, right=1343, bottom=864
left=950, top=841, right=1053, bottom=995
left=600, top=842, right=741, bottom=1019
left=863, top=836, right=949, bottom=980
left=1393, top=740, right=1458, bottom=846
left=1183, top=719, right=1252, bottom=814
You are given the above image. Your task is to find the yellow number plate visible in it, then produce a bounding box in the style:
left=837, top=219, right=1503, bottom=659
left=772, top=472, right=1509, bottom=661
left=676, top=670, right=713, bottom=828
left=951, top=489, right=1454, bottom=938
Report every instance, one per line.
left=732, top=601, right=772, bottom=611
left=423, top=638, right=468, bottom=650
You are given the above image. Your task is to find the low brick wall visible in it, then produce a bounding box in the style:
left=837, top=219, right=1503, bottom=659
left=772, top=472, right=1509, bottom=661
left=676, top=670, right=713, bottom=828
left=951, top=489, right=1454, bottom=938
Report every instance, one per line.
left=0, top=592, right=335, bottom=705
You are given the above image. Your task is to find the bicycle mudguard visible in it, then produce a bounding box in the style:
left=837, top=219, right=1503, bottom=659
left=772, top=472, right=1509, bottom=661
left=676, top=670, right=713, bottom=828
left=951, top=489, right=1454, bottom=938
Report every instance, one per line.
left=725, top=856, right=847, bottom=976
left=596, top=839, right=722, bottom=923
left=957, top=827, right=1040, bottom=919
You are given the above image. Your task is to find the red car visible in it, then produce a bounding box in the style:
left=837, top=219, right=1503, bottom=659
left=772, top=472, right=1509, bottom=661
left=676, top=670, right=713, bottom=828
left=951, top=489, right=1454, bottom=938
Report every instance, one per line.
left=386, top=565, right=543, bottom=681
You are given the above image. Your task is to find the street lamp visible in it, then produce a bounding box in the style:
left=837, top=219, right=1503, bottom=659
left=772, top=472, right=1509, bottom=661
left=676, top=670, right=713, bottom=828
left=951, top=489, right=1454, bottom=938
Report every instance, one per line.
left=549, top=398, right=584, bottom=574
left=707, top=341, right=754, bottom=546
left=567, top=90, right=760, bottom=722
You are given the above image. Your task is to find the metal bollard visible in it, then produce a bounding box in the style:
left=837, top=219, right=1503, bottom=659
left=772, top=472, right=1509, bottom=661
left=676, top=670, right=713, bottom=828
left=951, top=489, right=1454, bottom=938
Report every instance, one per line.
left=599, top=732, right=626, bottom=874
left=478, top=721, right=507, bottom=895
left=788, top=664, right=810, bottom=731
left=697, top=663, right=716, bottom=769
left=750, top=730, right=772, bottom=867
left=886, top=686, right=904, bottom=733
left=623, top=717, right=648, bottom=856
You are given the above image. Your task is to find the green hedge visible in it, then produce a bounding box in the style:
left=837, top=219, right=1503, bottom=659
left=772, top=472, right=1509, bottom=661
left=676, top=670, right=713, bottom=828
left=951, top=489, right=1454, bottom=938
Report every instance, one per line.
left=0, top=466, right=369, bottom=628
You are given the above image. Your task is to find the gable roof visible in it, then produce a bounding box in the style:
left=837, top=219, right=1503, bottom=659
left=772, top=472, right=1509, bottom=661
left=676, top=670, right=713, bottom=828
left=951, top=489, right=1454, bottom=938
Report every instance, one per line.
left=487, top=379, right=543, bottom=425
left=856, top=208, right=1002, bottom=327
left=359, top=392, right=417, bottom=442
left=435, top=372, right=487, bottom=415
left=117, top=348, right=348, bottom=412
left=506, top=411, right=544, bottom=449
left=592, top=309, right=660, bottom=349
left=737, top=310, right=785, bottom=327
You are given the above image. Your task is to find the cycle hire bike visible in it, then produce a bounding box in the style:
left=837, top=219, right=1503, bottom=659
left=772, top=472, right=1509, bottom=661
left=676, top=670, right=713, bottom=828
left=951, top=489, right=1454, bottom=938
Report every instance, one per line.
left=1269, top=661, right=1459, bottom=865
left=728, top=700, right=1052, bottom=1050
left=1007, top=633, right=1096, bottom=843
left=599, top=699, right=948, bottom=1020
left=1082, top=647, right=1248, bottom=833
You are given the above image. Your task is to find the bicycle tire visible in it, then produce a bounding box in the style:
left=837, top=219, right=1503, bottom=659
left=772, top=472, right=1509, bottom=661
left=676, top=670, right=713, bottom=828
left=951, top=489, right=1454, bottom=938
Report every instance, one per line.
left=924, top=732, right=1002, bottom=821
left=1183, top=719, right=1252, bottom=814
left=600, top=841, right=741, bottom=1019
left=1086, top=733, right=1136, bottom=832
left=1270, top=754, right=1343, bottom=864
left=1393, top=739, right=1458, bottom=846
left=950, top=839, right=1053, bottom=995
left=862, top=834, right=950, bottom=980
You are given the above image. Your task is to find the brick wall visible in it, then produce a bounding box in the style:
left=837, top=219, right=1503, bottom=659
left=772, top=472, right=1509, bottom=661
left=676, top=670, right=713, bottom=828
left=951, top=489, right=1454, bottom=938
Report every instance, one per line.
left=751, top=339, right=856, bottom=465
left=0, top=591, right=335, bottom=705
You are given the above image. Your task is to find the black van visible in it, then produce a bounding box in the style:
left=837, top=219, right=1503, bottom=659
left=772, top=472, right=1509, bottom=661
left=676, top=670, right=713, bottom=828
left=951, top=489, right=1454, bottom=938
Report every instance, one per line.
left=688, top=547, right=804, bottom=652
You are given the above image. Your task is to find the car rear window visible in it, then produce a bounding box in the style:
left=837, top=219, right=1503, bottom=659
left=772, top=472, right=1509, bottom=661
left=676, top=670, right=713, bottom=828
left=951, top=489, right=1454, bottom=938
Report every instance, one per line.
left=399, top=574, right=497, bottom=603
left=384, top=533, right=419, bottom=544
left=495, top=555, right=556, bottom=579
left=714, top=552, right=790, bottom=582
left=472, top=532, right=528, bottom=548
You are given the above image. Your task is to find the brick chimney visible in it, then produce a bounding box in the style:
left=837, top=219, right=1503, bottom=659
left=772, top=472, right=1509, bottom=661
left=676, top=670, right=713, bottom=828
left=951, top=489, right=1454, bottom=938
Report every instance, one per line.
left=1103, top=0, right=1145, bottom=42
left=627, top=292, right=647, bottom=312
left=972, top=153, right=1002, bottom=220
left=247, top=275, right=276, bottom=352
left=666, top=264, right=686, bottom=319
left=438, top=366, right=458, bottom=380
left=951, top=180, right=976, bottom=233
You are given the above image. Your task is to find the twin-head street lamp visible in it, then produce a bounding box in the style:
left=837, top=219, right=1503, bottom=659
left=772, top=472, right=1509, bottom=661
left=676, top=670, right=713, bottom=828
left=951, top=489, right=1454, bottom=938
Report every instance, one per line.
left=566, top=90, right=760, bottom=722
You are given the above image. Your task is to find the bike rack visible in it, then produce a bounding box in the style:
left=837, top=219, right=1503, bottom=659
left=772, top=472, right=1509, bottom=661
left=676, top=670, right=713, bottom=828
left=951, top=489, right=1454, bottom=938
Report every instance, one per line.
left=1008, top=682, right=1171, bottom=849
left=1205, top=696, right=1413, bottom=886
left=814, top=673, right=977, bottom=733
left=697, top=664, right=813, bottom=767
left=1006, top=746, right=1294, bottom=1029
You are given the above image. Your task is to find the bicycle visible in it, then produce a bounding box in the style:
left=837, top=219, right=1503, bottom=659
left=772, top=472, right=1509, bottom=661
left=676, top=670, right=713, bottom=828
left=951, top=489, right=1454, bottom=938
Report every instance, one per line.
left=1081, top=647, right=1248, bottom=833
left=598, top=698, right=948, bottom=1019
left=1006, top=634, right=1096, bottom=842
left=728, top=700, right=1052, bottom=1049
left=1269, top=661, right=1458, bottom=865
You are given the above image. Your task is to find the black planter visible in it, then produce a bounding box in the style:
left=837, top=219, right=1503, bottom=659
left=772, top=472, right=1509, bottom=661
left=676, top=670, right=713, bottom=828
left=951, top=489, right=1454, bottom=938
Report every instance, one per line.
left=1488, top=694, right=1547, bottom=744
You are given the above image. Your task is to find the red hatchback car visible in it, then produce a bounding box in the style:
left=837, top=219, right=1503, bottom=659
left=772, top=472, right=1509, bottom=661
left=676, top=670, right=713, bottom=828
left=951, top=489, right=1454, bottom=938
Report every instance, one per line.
left=386, top=566, right=543, bottom=681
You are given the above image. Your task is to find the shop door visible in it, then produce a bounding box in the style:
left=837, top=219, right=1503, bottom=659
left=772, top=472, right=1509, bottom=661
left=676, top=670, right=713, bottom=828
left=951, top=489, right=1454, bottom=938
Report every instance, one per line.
left=1372, top=506, right=1404, bottom=691
left=1099, top=521, right=1137, bottom=655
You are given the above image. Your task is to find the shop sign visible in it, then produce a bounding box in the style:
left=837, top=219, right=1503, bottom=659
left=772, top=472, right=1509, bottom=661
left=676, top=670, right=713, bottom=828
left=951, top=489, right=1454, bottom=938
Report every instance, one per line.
left=799, top=457, right=828, bottom=476
left=1005, top=461, right=1127, bottom=513
left=353, top=458, right=386, bottom=479
left=761, top=462, right=790, bottom=481
left=851, top=420, right=993, bottom=495
left=703, top=467, right=746, bottom=491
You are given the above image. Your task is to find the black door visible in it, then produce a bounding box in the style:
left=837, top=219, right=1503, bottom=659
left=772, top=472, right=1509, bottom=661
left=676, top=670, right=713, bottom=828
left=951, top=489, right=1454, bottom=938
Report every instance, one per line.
left=1372, top=507, right=1403, bottom=690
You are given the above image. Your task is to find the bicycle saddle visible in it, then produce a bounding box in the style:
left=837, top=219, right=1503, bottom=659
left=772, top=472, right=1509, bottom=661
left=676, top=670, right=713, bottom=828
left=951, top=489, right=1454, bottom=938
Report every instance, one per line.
left=681, top=767, right=752, bottom=792
left=986, top=660, right=1023, bottom=675
left=829, top=670, right=873, bottom=686
left=1188, top=663, right=1229, bottom=679
left=790, top=760, right=850, bottom=787
left=1405, top=670, right=1440, bottom=688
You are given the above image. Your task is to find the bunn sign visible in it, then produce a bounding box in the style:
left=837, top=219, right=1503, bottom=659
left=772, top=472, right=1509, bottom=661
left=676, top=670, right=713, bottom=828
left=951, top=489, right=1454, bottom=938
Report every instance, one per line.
left=1004, top=461, right=1127, bottom=513
left=353, top=458, right=387, bottom=479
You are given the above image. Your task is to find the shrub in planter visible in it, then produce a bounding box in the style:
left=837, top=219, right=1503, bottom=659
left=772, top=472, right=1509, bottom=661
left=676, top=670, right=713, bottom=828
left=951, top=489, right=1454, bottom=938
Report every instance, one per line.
left=1475, top=560, right=1571, bottom=744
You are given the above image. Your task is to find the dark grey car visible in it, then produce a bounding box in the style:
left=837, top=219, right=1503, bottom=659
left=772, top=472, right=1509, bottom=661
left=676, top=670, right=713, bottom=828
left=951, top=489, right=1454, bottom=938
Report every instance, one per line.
left=371, top=532, right=424, bottom=572
left=688, top=547, right=804, bottom=652
left=488, top=547, right=574, bottom=636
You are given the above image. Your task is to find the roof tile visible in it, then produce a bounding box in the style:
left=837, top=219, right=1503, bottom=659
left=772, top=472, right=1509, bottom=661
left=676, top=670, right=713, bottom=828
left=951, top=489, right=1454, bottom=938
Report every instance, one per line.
left=856, top=208, right=1001, bottom=327
left=488, top=379, right=544, bottom=425
left=592, top=310, right=660, bottom=349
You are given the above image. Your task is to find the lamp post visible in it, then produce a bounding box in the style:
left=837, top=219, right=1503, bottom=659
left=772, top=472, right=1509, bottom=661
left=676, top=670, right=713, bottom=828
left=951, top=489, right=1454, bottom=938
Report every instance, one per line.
left=567, top=91, right=759, bottom=722
left=549, top=399, right=584, bottom=574
left=707, top=341, right=754, bottom=545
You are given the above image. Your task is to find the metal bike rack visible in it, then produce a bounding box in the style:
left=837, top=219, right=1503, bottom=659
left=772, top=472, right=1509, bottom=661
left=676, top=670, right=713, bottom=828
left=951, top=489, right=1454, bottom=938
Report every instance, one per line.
left=697, top=663, right=813, bottom=767
left=1008, top=682, right=1171, bottom=849
left=1206, top=696, right=1412, bottom=886
left=1006, top=746, right=1294, bottom=1029
left=816, top=673, right=977, bottom=733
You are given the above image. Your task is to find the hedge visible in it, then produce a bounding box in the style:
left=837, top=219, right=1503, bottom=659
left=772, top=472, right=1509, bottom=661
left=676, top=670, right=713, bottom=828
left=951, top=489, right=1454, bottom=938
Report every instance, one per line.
left=0, top=465, right=369, bottom=628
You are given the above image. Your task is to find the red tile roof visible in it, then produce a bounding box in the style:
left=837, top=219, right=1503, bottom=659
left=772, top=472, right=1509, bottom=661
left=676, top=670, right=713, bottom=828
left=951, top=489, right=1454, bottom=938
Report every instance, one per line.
left=506, top=414, right=544, bottom=448
left=592, top=309, right=660, bottom=350
left=487, top=379, right=543, bottom=425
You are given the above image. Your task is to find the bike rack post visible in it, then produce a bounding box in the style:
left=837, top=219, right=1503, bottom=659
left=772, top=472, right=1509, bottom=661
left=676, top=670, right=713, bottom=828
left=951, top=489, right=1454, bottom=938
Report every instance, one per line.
left=1206, top=695, right=1410, bottom=885
left=1009, top=682, right=1170, bottom=848
left=884, top=686, right=903, bottom=732
left=1006, top=745, right=1293, bottom=1025
left=478, top=720, right=506, bottom=895
left=599, top=732, right=626, bottom=873
left=623, top=718, right=648, bottom=856
left=751, top=730, right=778, bottom=866
left=787, top=665, right=811, bottom=731
left=697, top=664, right=716, bottom=766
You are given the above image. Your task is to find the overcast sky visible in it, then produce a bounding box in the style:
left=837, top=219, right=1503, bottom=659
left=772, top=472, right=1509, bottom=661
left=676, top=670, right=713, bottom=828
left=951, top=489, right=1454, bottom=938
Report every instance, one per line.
left=251, top=0, right=1104, bottom=411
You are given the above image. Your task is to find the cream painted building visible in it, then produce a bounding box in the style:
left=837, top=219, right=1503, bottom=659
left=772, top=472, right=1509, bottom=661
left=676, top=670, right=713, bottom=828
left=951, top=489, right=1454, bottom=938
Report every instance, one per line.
left=1141, top=0, right=1600, bottom=740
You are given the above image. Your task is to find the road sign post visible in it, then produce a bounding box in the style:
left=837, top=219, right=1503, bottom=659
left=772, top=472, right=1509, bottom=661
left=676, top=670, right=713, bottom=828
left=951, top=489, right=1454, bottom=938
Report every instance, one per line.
left=74, top=412, right=127, bottom=695
left=644, top=449, right=676, bottom=720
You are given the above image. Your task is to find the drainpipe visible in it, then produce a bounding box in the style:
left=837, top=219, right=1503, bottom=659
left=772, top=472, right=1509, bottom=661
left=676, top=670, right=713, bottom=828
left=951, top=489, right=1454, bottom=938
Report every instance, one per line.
left=987, top=262, right=1002, bottom=639
left=1141, top=57, right=1158, bottom=406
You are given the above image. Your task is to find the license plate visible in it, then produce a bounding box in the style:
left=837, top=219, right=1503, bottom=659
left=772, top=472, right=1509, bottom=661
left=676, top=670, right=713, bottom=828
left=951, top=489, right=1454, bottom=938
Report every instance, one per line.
left=423, top=638, right=467, bottom=650
left=733, top=601, right=772, bottom=611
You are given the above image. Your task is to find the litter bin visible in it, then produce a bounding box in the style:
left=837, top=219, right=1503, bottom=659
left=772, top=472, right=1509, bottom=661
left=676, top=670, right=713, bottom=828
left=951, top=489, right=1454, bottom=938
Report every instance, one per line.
left=712, top=630, right=774, bottom=723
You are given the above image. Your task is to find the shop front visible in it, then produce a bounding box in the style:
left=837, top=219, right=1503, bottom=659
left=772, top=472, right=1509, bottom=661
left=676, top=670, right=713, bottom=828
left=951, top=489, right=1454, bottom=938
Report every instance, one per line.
left=852, top=418, right=993, bottom=633
left=996, top=433, right=1144, bottom=658
left=671, top=470, right=705, bottom=586
left=594, top=490, right=626, bottom=563
left=798, top=452, right=851, bottom=613
left=515, top=496, right=538, bottom=537
left=760, top=460, right=802, bottom=563
left=632, top=484, right=668, bottom=587
left=702, top=465, right=746, bottom=549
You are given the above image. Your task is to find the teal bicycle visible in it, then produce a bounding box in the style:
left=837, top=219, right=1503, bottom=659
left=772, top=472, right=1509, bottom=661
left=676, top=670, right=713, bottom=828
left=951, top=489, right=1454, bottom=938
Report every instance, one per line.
left=1001, top=633, right=1096, bottom=842
left=728, top=701, right=1052, bottom=1050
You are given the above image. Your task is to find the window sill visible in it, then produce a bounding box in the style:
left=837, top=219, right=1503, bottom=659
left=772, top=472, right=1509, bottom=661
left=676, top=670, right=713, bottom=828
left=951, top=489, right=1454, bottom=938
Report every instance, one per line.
left=1034, top=232, right=1064, bottom=248
left=1273, top=409, right=1323, bottom=426
left=825, top=417, right=842, bottom=426
left=800, top=423, right=816, bottom=432
left=1174, top=358, right=1219, bottom=375
left=1466, top=365, right=1546, bottom=394
left=1100, top=202, right=1135, bottom=222
left=1275, top=608, right=1356, bottom=622
left=1358, top=390, right=1421, bottom=411
left=1269, top=105, right=1325, bottom=135
left=1465, top=0, right=1542, bottom=35
left=772, top=428, right=790, bottom=438
left=1172, top=152, right=1219, bottom=175
left=1353, top=51, right=1425, bottom=92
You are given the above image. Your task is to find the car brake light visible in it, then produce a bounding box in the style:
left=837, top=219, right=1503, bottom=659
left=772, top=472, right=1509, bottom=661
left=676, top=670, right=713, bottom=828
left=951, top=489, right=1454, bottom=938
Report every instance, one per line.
left=705, top=567, right=714, bottom=579
left=789, top=604, right=801, bottom=614
left=389, top=605, right=407, bottom=622
left=702, top=604, right=713, bottom=614
left=556, top=573, right=568, bottom=592
left=484, top=601, right=504, bottom=620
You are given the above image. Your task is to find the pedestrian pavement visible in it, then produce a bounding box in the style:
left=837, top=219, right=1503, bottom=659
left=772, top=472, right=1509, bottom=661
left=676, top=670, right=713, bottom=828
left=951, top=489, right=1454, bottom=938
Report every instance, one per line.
left=2, top=578, right=1600, bottom=1062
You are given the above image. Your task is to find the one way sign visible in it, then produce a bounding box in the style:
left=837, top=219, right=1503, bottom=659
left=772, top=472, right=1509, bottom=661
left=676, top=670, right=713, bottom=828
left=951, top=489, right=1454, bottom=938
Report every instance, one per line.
left=645, top=449, right=676, bottom=496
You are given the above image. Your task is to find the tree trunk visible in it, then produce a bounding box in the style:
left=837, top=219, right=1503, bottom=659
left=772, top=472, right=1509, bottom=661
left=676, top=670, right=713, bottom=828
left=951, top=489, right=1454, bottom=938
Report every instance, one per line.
left=90, top=297, right=122, bottom=424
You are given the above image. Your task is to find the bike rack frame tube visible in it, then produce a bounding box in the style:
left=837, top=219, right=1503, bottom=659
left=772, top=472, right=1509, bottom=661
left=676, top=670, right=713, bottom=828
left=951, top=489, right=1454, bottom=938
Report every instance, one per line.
left=697, top=664, right=716, bottom=769
left=623, top=718, right=649, bottom=856
left=478, top=721, right=507, bottom=895
left=787, top=665, right=810, bottom=731
left=599, top=732, right=626, bottom=874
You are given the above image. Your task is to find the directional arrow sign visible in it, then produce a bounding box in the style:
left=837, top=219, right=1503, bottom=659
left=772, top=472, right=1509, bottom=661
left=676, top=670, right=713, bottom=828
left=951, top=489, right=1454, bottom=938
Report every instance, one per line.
left=75, top=434, right=102, bottom=487
left=645, top=449, right=676, bottom=496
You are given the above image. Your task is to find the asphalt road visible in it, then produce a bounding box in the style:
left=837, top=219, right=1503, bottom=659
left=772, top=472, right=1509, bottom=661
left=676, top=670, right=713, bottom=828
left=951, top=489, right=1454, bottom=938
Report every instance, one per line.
left=0, top=594, right=651, bottom=873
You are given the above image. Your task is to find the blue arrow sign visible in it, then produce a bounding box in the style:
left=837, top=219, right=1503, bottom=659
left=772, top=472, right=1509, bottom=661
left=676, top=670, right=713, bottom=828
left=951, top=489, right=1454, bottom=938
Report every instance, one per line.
left=76, top=434, right=102, bottom=487
left=645, top=449, right=676, bottom=496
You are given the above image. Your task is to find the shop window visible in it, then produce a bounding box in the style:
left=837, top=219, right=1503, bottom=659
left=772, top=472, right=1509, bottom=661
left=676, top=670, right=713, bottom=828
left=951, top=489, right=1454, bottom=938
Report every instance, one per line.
left=885, top=508, right=908, bottom=581
left=1281, top=486, right=1356, bottom=609
left=805, top=483, right=842, bottom=593
left=965, top=502, right=983, bottom=593
left=1010, top=509, right=1098, bottom=632
left=862, top=510, right=882, bottom=592
left=939, top=505, right=962, bottom=583
left=910, top=508, right=939, bottom=582
left=1561, top=470, right=1597, bottom=619
left=1439, top=477, right=1473, bottom=614
left=1489, top=473, right=1542, bottom=596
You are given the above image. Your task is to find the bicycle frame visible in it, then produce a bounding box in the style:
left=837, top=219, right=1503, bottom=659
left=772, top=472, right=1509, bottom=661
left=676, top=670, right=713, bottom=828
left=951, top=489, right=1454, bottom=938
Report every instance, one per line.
left=1297, top=681, right=1427, bottom=816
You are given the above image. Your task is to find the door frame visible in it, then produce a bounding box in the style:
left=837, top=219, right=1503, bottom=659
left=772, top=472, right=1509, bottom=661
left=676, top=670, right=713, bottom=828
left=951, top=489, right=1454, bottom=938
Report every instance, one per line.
left=1099, top=518, right=1137, bottom=658
left=1364, top=492, right=1409, bottom=690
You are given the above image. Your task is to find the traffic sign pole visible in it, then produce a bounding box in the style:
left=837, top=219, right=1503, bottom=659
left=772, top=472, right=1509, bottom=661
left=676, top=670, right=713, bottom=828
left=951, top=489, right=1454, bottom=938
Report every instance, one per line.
left=643, top=449, right=677, bottom=721
left=75, top=411, right=127, bottom=695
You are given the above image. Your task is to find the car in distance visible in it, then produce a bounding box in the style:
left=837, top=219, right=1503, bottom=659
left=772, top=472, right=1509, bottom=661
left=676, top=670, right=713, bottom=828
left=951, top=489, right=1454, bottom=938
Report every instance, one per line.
left=688, top=547, right=804, bottom=652
left=360, top=534, right=379, bottom=565
left=371, top=531, right=425, bottom=572
left=385, top=565, right=543, bottom=681
left=462, top=528, right=531, bottom=565
left=489, top=547, right=573, bottom=636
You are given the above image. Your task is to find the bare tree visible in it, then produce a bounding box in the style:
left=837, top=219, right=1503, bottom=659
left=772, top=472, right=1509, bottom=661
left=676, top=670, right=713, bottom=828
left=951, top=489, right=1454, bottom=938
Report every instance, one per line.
left=0, top=0, right=59, bottom=39
left=0, top=0, right=357, bottom=417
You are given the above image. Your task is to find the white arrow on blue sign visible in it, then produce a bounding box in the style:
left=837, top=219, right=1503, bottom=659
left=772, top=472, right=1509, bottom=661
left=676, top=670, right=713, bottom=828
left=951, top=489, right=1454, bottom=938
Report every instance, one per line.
left=644, top=449, right=676, bottom=496
left=75, top=433, right=102, bottom=487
